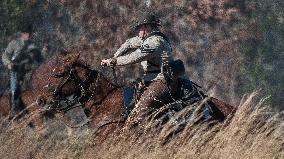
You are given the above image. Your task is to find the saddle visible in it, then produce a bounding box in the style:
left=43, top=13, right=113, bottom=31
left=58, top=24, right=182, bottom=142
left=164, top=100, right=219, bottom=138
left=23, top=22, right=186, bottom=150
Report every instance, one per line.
left=177, top=78, right=205, bottom=105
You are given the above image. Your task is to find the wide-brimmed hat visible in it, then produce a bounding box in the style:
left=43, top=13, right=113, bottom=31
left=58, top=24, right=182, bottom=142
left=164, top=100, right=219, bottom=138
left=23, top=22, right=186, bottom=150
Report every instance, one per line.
left=132, top=12, right=161, bottom=29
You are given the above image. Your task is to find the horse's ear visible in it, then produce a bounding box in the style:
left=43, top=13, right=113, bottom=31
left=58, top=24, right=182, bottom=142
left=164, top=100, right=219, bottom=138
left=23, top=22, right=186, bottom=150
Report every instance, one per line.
left=75, top=53, right=80, bottom=60
left=72, top=53, right=80, bottom=62
left=62, top=53, right=80, bottom=66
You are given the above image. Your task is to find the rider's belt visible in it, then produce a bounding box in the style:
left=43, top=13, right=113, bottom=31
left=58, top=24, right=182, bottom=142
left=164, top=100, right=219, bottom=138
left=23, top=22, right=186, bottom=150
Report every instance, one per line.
left=145, top=70, right=161, bottom=74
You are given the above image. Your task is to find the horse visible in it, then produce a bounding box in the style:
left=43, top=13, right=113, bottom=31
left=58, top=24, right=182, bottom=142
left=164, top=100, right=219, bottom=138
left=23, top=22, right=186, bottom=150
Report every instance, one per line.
left=0, top=49, right=236, bottom=141
left=0, top=51, right=66, bottom=128
left=41, top=53, right=236, bottom=139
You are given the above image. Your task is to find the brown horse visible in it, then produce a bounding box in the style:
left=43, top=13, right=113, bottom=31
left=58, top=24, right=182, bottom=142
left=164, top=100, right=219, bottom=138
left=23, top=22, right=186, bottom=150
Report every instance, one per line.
left=44, top=53, right=235, bottom=134
left=31, top=53, right=124, bottom=142
left=0, top=51, right=66, bottom=128
left=0, top=50, right=236, bottom=140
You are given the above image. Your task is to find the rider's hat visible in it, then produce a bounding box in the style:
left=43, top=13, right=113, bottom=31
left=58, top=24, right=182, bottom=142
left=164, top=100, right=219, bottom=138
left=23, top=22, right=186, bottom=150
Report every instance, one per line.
left=18, top=18, right=33, bottom=34
left=132, top=12, right=161, bottom=30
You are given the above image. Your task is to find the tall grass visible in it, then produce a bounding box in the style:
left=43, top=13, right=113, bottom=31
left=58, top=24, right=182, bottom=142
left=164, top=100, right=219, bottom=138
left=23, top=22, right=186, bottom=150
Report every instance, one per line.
left=0, top=92, right=283, bottom=159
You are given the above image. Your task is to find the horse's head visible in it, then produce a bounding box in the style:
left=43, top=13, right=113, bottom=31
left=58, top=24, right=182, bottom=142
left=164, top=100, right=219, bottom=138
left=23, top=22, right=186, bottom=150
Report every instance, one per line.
left=52, top=53, right=80, bottom=78
left=45, top=53, right=101, bottom=111
left=30, top=51, right=124, bottom=130
left=29, top=52, right=85, bottom=109
left=33, top=51, right=117, bottom=114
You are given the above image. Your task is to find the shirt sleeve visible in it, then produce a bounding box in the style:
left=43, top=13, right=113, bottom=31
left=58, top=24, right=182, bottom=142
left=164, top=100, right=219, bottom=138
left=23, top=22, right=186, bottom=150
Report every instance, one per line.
left=113, top=36, right=142, bottom=58
left=116, top=36, right=161, bottom=66
left=2, top=40, right=16, bottom=66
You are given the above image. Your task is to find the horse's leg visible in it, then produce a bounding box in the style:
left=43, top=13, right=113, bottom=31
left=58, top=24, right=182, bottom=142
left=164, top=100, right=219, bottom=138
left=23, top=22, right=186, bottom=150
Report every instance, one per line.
left=0, top=95, right=10, bottom=116
left=85, top=88, right=124, bottom=144
left=92, top=122, right=123, bottom=145
left=21, top=91, right=43, bottom=129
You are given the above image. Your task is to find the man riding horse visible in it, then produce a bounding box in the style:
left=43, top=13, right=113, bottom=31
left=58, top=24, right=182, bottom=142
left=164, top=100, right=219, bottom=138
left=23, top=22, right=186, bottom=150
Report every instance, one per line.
left=2, top=22, right=47, bottom=116
left=101, top=12, right=179, bottom=126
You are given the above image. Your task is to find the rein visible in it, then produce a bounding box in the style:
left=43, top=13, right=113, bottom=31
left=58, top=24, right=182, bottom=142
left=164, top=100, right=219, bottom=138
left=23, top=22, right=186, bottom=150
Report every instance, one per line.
left=111, top=67, right=118, bottom=86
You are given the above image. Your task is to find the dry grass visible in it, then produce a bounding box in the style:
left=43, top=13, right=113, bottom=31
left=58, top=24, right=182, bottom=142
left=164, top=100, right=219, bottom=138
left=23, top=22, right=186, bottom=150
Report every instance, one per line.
left=0, top=92, right=283, bottom=159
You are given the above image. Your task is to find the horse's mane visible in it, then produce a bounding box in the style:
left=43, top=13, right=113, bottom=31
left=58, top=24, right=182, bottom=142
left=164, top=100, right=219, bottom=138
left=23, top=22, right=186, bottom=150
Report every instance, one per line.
left=31, top=53, right=61, bottom=90
left=58, top=53, right=93, bottom=71
left=61, top=53, right=119, bottom=87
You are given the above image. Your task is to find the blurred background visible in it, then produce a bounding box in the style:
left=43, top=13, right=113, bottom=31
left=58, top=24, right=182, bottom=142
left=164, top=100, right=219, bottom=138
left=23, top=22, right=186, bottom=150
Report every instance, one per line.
left=0, top=0, right=283, bottom=109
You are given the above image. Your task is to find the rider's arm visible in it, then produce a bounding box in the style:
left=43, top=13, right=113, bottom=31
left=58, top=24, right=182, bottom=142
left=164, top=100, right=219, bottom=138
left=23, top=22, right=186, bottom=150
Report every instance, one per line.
left=2, top=40, right=16, bottom=68
left=27, top=43, right=36, bottom=51
left=113, top=36, right=142, bottom=58
left=115, top=36, right=161, bottom=66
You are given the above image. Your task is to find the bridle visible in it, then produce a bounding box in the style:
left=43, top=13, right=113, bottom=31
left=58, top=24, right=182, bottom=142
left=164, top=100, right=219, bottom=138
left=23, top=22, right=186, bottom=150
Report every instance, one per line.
left=51, top=62, right=98, bottom=112
left=50, top=61, right=118, bottom=113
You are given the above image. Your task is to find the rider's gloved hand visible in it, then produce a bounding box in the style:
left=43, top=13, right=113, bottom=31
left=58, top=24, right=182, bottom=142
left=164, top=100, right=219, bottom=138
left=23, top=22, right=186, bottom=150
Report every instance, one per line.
left=101, top=58, right=117, bottom=67
left=100, top=59, right=109, bottom=66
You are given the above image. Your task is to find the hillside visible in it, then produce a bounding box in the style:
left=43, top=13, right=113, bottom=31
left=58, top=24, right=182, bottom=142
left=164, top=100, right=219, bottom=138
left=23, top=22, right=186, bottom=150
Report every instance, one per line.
left=1, top=0, right=283, bottom=107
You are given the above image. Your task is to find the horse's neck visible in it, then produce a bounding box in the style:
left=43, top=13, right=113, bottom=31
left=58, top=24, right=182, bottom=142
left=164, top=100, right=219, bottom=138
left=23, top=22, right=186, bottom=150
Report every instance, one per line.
left=98, top=75, right=117, bottom=94
left=32, top=54, right=62, bottom=90
left=72, top=61, right=119, bottom=98
left=85, top=72, right=118, bottom=106
left=72, top=63, right=118, bottom=98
